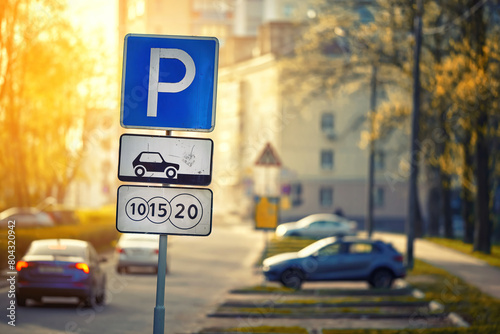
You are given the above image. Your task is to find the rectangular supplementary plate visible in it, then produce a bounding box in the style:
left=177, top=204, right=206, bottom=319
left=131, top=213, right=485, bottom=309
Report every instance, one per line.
left=116, top=185, right=212, bottom=236
left=118, top=134, right=213, bottom=186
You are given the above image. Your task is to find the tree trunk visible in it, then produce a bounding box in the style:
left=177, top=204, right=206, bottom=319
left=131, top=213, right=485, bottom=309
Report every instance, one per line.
left=470, top=0, right=491, bottom=254
left=462, top=187, right=474, bottom=244
left=461, top=134, right=475, bottom=244
left=415, top=192, right=424, bottom=238
left=427, top=185, right=441, bottom=236
left=473, top=112, right=491, bottom=254
left=441, top=172, right=453, bottom=238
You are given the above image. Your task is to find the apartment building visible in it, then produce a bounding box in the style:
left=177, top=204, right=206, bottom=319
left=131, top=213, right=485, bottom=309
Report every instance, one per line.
left=117, top=0, right=415, bottom=230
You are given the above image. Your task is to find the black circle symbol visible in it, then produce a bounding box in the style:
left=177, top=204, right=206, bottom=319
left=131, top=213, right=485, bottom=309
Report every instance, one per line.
left=125, top=197, right=149, bottom=221
left=147, top=196, right=171, bottom=224
left=169, top=194, right=203, bottom=230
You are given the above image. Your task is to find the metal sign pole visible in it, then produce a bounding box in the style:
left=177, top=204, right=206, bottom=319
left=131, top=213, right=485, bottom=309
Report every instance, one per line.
left=153, top=234, right=168, bottom=333
left=153, top=130, right=171, bottom=334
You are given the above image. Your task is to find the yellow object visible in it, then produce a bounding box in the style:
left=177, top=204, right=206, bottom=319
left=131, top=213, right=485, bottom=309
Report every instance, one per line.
left=255, top=196, right=279, bottom=229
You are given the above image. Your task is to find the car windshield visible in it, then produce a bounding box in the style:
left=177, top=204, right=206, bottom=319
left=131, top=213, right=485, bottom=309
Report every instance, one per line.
left=298, top=238, right=336, bottom=257
left=27, top=243, right=86, bottom=258
left=121, top=234, right=159, bottom=242
left=297, top=214, right=345, bottom=227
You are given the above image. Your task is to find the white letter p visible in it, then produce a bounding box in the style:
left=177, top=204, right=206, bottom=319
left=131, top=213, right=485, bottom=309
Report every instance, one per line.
left=147, top=48, right=196, bottom=117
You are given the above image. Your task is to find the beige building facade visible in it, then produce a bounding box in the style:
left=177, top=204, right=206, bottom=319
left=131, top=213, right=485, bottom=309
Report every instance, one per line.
left=117, top=0, right=417, bottom=231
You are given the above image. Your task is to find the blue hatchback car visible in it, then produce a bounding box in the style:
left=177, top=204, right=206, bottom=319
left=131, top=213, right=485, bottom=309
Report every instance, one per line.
left=16, top=239, right=107, bottom=307
left=262, top=237, right=406, bottom=289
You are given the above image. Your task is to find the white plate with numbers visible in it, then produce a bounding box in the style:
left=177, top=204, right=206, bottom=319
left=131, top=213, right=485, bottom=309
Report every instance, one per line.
left=116, top=185, right=212, bottom=236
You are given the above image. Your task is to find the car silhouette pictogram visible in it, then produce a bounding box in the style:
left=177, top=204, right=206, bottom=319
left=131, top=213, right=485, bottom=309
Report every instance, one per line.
left=132, top=152, right=180, bottom=178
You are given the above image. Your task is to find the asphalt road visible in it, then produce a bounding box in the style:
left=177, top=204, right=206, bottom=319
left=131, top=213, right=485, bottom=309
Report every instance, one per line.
left=0, top=219, right=263, bottom=334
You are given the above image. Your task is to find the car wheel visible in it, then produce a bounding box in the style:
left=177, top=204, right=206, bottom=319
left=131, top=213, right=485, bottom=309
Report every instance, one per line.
left=81, top=289, right=96, bottom=308
left=369, top=269, right=394, bottom=289
left=117, top=266, right=127, bottom=274
left=280, top=269, right=305, bottom=290
left=165, top=167, right=177, bottom=179
left=134, top=166, right=146, bottom=177
left=16, top=295, right=26, bottom=307
left=96, top=277, right=106, bottom=305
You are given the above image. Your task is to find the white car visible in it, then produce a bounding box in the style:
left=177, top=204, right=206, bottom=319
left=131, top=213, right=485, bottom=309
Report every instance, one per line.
left=276, top=213, right=357, bottom=239
left=0, top=207, right=55, bottom=228
left=115, top=234, right=161, bottom=273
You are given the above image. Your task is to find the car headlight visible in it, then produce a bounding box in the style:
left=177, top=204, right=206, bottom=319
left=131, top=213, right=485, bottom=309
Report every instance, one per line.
left=262, top=265, right=270, bottom=272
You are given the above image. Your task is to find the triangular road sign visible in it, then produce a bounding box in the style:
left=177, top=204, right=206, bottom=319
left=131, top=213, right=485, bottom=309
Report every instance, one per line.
left=255, top=143, right=281, bottom=167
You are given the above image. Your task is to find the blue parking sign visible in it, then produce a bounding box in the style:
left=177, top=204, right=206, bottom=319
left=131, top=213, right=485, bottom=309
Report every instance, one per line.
left=120, top=34, right=219, bottom=132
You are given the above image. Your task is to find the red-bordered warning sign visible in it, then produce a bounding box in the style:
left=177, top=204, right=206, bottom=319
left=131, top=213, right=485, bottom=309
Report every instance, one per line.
left=255, top=143, right=281, bottom=167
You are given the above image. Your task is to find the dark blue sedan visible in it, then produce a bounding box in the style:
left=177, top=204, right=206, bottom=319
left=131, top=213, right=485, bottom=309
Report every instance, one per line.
left=262, top=237, right=406, bottom=289
left=16, top=239, right=106, bottom=307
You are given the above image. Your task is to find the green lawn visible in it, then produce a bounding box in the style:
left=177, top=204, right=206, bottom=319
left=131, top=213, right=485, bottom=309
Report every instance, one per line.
left=426, top=237, right=500, bottom=269
left=407, top=259, right=500, bottom=327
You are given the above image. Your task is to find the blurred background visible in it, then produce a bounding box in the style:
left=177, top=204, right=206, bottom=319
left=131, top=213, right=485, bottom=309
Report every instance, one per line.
left=1, top=0, right=499, bottom=252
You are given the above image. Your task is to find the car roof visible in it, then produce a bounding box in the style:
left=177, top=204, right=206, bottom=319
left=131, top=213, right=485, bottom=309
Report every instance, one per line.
left=119, top=233, right=159, bottom=240
left=301, top=213, right=348, bottom=222
left=0, top=207, right=47, bottom=220
left=321, top=236, right=382, bottom=244
left=30, top=239, right=89, bottom=247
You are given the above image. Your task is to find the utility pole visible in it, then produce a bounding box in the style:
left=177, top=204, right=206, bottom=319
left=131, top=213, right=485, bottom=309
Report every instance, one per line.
left=406, top=0, right=424, bottom=270
left=366, top=64, right=377, bottom=238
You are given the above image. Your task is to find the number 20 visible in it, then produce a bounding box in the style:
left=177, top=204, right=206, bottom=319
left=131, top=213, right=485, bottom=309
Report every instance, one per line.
left=174, top=203, right=198, bottom=219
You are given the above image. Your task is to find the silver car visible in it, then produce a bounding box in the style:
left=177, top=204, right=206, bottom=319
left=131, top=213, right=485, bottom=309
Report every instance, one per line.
left=276, top=213, right=357, bottom=239
left=115, top=234, right=160, bottom=273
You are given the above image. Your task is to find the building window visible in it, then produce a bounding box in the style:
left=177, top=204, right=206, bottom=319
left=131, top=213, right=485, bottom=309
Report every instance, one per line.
left=283, top=3, right=294, bottom=18
left=290, top=183, right=302, bottom=207
left=320, top=187, right=333, bottom=207
left=374, top=187, right=385, bottom=208
left=321, top=113, right=335, bottom=133
left=321, top=150, right=334, bottom=170
left=375, top=151, right=385, bottom=170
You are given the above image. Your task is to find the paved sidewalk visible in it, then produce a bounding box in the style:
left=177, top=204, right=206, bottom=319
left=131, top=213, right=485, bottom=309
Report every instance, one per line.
left=371, top=232, right=500, bottom=300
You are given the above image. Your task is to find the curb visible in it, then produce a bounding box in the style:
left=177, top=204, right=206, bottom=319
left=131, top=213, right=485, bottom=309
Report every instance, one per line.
left=207, top=312, right=449, bottom=320
left=448, top=312, right=470, bottom=328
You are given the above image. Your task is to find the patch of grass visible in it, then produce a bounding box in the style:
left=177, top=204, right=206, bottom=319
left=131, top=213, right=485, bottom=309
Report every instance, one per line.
left=322, top=326, right=500, bottom=334
left=232, top=286, right=296, bottom=294
left=279, top=296, right=420, bottom=304
left=426, top=237, right=500, bottom=269
left=408, top=259, right=500, bottom=327
left=199, top=326, right=308, bottom=333
left=0, top=206, right=118, bottom=269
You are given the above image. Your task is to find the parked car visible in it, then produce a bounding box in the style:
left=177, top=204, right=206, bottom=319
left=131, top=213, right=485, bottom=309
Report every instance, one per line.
left=0, top=207, right=55, bottom=228
left=276, top=213, right=357, bottom=238
left=16, top=239, right=106, bottom=307
left=262, top=236, right=406, bottom=289
left=115, top=233, right=161, bottom=274
left=132, top=151, right=180, bottom=178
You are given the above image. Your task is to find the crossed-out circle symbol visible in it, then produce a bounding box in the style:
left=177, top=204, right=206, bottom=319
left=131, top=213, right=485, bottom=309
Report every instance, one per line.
left=125, top=194, right=203, bottom=229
